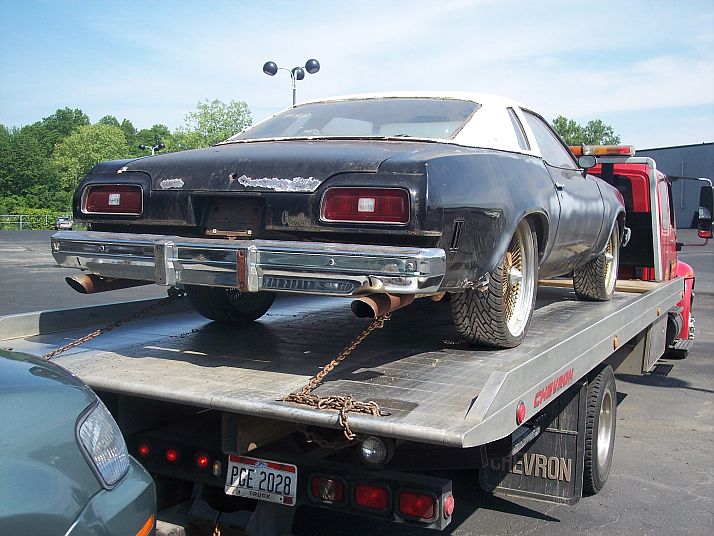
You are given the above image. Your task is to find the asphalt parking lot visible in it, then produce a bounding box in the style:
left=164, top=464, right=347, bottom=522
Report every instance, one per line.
left=0, top=230, right=712, bottom=535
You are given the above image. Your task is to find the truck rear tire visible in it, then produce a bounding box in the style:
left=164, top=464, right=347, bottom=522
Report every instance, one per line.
left=451, top=219, right=538, bottom=348
left=186, top=286, right=275, bottom=325
left=574, top=225, right=620, bottom=301
left=583, top=364, right=616, bottom=496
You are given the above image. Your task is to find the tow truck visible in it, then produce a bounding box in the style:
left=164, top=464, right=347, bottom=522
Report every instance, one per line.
left=1, top=145, right=712, bottom=535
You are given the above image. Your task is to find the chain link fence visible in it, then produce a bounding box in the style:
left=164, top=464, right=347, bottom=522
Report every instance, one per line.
left=0, top=214, right=72, bottom=230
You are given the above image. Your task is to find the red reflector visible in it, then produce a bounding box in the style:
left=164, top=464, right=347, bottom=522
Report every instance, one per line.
left=398, top=491, right=435, bottom=520
left=322, top=188, right=409, bottom=223
left=83, top=184, right=142, bottom=214
left=354, top=484, right=390, bottom=511
left=195, top=453, right=210, bottom=469
left=516, top=401, right=526, bottom=425
left=137, top=442, right=151, bottom=458
left=165, top=448, right=180, bottom=463
left=311, top=476, right=345, bottom=503
left=444, top=494, right=455, bottom=517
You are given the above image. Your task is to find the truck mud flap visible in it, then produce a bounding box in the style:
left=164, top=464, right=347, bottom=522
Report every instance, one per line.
left=479, top=380, right=587, bottom=505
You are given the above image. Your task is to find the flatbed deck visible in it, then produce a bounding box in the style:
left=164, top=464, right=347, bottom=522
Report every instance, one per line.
left=0, top=279, right=683, bottom=448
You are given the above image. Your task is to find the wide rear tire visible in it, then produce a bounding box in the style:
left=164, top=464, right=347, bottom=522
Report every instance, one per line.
left=186, top=286, right=275, bottom=325
left=450, top=219, right=538, bottom=348
left=583, top=365, right=617, bottom=495
left=574, top=225, right=620, bottom=301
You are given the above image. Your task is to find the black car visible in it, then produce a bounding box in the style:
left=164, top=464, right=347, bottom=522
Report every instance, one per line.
left=51, top=93, right=624, bottom=348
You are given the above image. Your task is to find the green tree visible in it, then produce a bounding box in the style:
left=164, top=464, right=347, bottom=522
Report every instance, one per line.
left=120, top=119, right=137, bottom=148
left=175, top=99, right=252, bottom=149
left=36, top=107, right=90, bottom=153
left=53, top=124, right=130, bottom=190
left=551, top=115, right=620, bottom=145
left=0, top=125, right=57, bottom=197
left=551, top=116, right=584, bottom=145
left=0, top=124, right=11, bottom=188
left=582, top=119, right=620, bottom=145
left=98, top=115, right=121, bottom=128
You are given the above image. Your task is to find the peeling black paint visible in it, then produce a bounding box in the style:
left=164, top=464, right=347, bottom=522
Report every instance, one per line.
left=73, top=139, right=624, bottom=292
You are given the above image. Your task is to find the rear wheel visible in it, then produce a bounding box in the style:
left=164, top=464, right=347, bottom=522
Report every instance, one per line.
left=583, top=365, right=617, bottom=495
left=450, top=219, right=538, bottom=348
left=186, top=286, right=275, bottom=325
left=574, top=224, right=620, bottom=301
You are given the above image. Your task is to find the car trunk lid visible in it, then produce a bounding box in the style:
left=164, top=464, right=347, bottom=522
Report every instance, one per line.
left=125, top=140, right=413, bottom=193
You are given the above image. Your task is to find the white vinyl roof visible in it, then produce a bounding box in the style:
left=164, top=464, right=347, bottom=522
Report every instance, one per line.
left=251, top=92, right=545, bottom=157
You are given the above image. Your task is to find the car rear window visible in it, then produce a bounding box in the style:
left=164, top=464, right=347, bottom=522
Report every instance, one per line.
left=229, top=98, right=480, bottom=141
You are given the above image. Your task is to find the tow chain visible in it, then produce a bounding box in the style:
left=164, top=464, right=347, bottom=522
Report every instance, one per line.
left=42, top=289, right=184, bottom=361
left=283, top=313, right=391, bottom=441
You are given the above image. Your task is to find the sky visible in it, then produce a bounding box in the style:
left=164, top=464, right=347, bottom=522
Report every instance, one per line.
left=0, top=0, right=712, bottom=149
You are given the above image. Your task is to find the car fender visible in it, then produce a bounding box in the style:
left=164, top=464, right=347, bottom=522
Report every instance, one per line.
left=592, top=179, right=626, bottom=256
left=424, top=150, right=558, bottom=289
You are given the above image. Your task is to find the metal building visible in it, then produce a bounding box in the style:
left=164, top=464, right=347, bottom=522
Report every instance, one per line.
left=639, top=143, right=714, bottom=228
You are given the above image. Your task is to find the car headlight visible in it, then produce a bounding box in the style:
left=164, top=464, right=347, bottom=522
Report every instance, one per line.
left=77, top=399, right=130, bottom=488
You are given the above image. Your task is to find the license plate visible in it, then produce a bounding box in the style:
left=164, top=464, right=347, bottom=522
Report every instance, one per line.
left=224, top=455, right=298, bottom=506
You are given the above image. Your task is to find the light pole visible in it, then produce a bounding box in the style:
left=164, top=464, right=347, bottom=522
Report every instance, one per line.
left=139, top=141, right=165, bottom=156
left=263, top=59, right=320, bottom=106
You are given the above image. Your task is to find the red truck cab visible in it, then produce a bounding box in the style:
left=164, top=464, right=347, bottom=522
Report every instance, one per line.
left=571, top=145, right=713, bottom=354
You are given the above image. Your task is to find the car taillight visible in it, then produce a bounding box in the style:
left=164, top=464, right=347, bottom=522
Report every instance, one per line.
left=321, top=188, right=409, bottom=224
left=398, top=491, right=436, bottom=520
left=354, top=484, right=390, bottom=511
left=82, top=184, right=143, bottom=215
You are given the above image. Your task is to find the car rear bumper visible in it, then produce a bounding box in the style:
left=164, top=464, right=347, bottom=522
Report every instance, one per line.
left=51, top=231, right=446, bottom=296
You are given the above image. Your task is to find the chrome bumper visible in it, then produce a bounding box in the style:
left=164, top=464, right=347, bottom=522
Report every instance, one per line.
left=51, top=231, right=446, bottom=296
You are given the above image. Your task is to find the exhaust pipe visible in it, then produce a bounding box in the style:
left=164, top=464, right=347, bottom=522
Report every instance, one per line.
left=351, top=293, right=415, bottom=318
left=66, top=274, right=152, bottom=294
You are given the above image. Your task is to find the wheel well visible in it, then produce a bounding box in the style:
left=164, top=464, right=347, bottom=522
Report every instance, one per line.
left=526, top=213, right=548, bottom=262
left=617, top=211, right=626, bottom=238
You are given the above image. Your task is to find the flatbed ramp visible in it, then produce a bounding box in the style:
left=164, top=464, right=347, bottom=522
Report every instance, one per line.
left=1, top=280, right=682, bottom=448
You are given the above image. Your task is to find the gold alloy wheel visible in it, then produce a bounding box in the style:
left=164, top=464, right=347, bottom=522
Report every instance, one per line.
left=603, top=227, right=619, bottom=295
left=502, top=221, right=535, bottom=337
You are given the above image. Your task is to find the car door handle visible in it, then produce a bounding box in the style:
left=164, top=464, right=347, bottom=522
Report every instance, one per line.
left=555, top=182, right=565, bottom=191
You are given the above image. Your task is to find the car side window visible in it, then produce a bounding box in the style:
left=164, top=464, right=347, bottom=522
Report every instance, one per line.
left=507, top=108, right=530, bottom=151
left=521, top=110, right=578, bottom=169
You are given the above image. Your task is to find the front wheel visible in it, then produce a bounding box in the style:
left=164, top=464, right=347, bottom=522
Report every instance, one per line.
left=574, top=224, right=620, bottom=301
left=186, top=286, right=275, bottom=325
left=450, top=219, right=538, bottom=348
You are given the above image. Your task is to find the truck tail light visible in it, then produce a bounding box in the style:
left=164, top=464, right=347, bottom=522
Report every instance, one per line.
left=398, top=491, right=436, bottom=520
left=321, top=188, right=409, bottom=224
left=137, top=442, right=151, bottom=458
left=310, top=475, right=346, bottom=504
left=354, top=484, right=390, bottom=511
left=195, top=452, right=210, bottom=469
left=165, top=448, right=180, bottom=463
left=82, top=184, right=143, bottom=215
